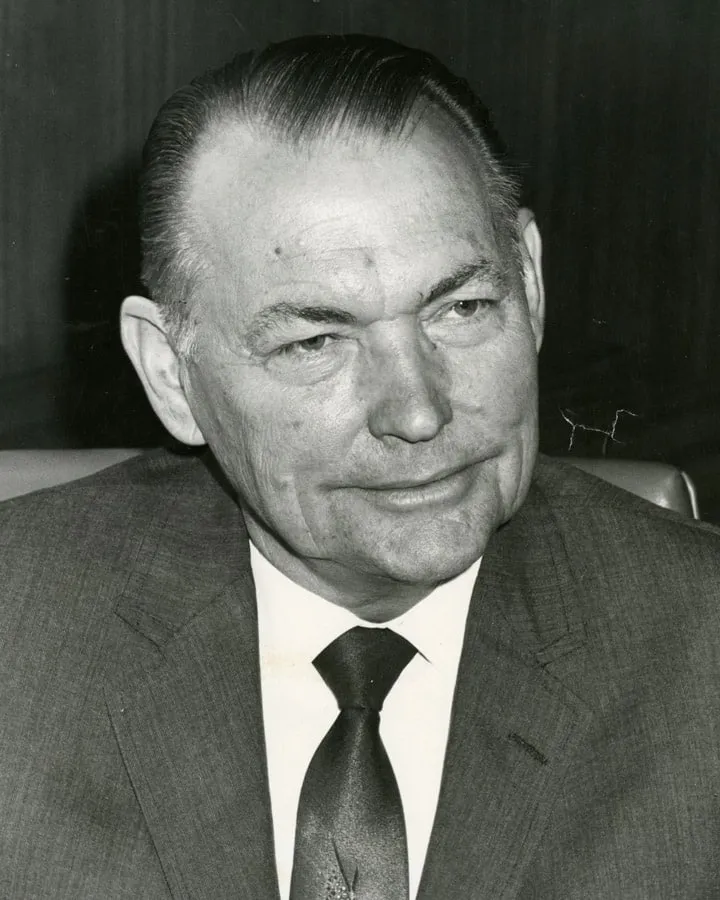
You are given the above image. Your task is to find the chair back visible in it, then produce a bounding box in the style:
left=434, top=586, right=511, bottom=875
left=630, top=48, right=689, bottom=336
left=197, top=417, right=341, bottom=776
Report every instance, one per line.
left=565, top=457, right=699, bottom=518
left=0, top=449, right=142, bottom=502
left=0, top=449, right=700, bottom=519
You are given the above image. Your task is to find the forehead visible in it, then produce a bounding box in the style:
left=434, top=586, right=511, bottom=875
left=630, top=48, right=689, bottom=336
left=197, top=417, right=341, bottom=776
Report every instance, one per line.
left=187, top=116, right=504, bottom=318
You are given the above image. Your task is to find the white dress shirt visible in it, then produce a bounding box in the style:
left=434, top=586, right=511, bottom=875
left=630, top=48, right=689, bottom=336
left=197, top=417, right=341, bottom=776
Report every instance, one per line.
left=251, top=543, right=480, bottom=900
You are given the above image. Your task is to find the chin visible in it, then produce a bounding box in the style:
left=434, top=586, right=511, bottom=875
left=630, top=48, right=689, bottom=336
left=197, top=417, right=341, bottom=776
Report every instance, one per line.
left=367, top=521, right=494, bottom=588
left=372, top=548, right=483, bottom=590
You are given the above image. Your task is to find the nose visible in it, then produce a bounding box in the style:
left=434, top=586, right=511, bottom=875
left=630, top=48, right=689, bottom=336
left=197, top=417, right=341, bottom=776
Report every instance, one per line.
left=366, top=332, right=452, bottom=443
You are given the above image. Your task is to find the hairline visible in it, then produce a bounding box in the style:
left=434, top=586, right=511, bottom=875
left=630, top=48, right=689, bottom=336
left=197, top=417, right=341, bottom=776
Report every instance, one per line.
left=156, top=101, right=521, bottom=359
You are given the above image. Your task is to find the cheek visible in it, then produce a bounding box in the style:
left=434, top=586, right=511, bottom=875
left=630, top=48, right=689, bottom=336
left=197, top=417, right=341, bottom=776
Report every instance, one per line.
left=452, top=330, right=538, bottom=425
left=264, top=376, right=366, bottom=463
left=228, top=389, right=357, bottom=495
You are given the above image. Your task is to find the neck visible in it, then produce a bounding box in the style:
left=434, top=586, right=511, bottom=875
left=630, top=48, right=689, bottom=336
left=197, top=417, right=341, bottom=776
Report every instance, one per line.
left=246, top=524, right=437, bottom=623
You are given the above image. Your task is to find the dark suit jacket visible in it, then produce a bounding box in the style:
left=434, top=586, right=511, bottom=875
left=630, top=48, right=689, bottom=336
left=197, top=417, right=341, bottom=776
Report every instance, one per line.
left=1, top=449, right=720, bottom=899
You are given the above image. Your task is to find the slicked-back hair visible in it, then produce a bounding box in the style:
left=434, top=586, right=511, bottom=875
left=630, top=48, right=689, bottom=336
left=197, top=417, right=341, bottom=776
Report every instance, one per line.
left=140, top=33, right=521, bottom=351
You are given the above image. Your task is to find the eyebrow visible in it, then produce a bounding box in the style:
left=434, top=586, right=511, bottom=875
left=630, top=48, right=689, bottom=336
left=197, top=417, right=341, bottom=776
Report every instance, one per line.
left=246, top=303, right=359, bottom=347
left=245, top=257, right=507, bottom=346
left=423, top=259, right=508, bottom=305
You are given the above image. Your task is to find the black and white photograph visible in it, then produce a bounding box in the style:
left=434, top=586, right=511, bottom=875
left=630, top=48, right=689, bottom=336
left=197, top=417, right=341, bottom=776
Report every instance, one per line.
left=1, top=2, right=719, bottom=897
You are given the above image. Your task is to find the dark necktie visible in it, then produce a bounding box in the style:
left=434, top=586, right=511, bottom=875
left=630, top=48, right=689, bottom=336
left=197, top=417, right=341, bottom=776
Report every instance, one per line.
left=290, top=626, right=417, bottom=900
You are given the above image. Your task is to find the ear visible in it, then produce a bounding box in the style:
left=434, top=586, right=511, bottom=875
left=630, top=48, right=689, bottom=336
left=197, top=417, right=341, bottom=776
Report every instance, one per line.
left=120, top=295, right=206, bottom=446
left=517, top=207, right=545, bottom=352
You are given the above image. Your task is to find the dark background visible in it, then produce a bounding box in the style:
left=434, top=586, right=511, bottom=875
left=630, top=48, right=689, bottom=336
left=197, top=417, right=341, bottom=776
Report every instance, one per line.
left=2, top=1, right=719, bottom=479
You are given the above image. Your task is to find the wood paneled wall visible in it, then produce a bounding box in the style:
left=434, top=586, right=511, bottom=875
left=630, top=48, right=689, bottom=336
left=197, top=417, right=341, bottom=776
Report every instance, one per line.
left=0, top=0, right=244, bottom=379
left=1, top=0, right=719, bottom=457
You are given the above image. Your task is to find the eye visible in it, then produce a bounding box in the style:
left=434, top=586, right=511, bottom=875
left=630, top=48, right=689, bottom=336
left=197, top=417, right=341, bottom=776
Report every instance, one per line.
left=278, top=334, right=331, bottom=355
left=296, top=334, right=329, bottom=352
left=449, top=298, right=489, bottom=318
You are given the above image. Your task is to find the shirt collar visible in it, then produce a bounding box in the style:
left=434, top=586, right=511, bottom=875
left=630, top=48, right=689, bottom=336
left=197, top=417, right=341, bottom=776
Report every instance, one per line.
left=251, top=542, right=480, bottom=672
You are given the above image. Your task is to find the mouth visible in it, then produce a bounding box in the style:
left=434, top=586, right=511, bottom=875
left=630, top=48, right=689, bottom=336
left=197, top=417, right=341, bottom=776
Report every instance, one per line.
left=368, top=463, right=472, bottom=491
left=355, top=462, right=480, bottom=511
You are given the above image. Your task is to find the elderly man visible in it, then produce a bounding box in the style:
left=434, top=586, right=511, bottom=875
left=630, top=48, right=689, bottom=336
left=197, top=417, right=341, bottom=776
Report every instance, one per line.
left=1, top=33, right=720, bottom=900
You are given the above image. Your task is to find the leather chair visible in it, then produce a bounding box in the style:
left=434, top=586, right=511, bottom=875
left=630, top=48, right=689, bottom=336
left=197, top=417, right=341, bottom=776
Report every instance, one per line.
left=0, top=449, right=142, bottom=502
left=0, top=449, right=700, bottom=518
left=567, top=457, right=699, bottom=519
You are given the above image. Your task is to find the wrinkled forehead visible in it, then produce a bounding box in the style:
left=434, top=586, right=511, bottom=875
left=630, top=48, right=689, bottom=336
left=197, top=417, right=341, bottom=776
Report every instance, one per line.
left=184, top=111, right=511, bottom=326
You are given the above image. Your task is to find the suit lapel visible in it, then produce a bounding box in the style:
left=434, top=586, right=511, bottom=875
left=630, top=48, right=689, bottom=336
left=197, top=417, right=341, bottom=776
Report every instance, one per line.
left=104, top=454, right=592, bottom=899
left=418, top=479, right=593, bottom=900
left=105, top=455, right=279, bottom=900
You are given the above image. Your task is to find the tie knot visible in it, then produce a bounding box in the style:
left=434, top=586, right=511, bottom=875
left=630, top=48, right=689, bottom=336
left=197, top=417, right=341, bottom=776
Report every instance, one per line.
left=314, top=626, right=416, bottom=711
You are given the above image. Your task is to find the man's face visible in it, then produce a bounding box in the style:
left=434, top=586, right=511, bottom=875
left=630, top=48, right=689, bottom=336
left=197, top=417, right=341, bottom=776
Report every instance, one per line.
left=180, top=118, right=543, bottom=595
